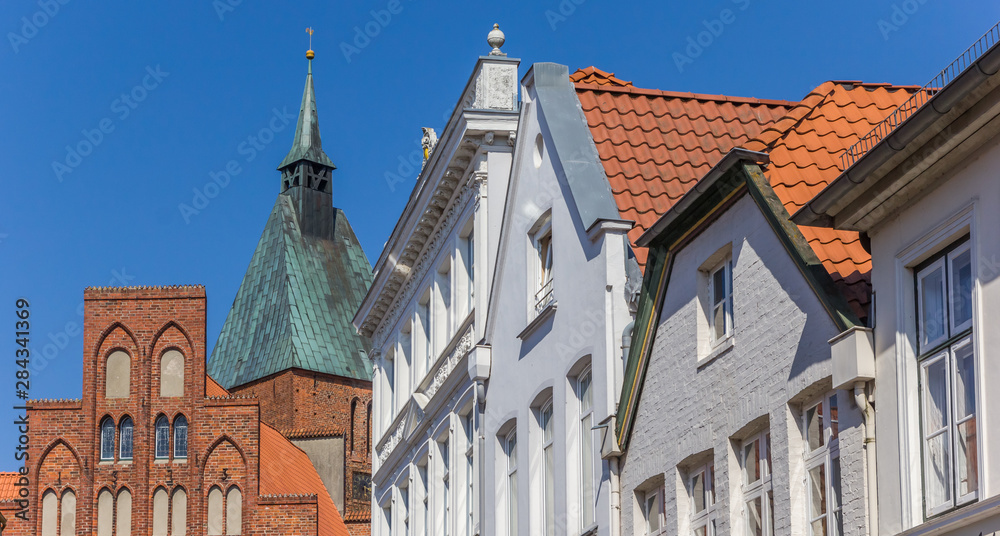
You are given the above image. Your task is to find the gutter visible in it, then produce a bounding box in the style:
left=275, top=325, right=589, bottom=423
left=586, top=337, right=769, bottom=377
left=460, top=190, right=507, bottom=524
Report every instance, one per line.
left=794, top=31, right=1000, bottom=228
left=636, top=149, right=769, bottom=247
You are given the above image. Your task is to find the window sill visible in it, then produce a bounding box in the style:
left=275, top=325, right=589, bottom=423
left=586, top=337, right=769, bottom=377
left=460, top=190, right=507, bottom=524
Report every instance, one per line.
left=173, top=458, right=187, bottom=464
left=899, top=494, right=1000, bottom=536
left=154, top=458, right=169, bottom=464
left=98, top=460, right=114, bottom=466
left=578, top=523, right=599, bottom=536
left=698, top=336, right=734, bottom=368
left=118, top=460, right=133, bottom=466
left=518, top=302, right=557, bottom=340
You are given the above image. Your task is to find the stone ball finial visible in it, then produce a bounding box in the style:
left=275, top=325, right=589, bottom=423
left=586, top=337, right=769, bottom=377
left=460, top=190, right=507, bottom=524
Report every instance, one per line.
left=488, top=23, right=506, bottom=56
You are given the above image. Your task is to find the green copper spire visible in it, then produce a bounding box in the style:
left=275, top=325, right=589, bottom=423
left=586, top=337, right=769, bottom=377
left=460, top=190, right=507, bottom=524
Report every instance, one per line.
left=278, top=49, right=336, bottom=172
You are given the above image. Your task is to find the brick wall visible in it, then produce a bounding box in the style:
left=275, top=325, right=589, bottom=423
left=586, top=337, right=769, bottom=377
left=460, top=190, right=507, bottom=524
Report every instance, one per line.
left=3, top=286, right=329, bottom=536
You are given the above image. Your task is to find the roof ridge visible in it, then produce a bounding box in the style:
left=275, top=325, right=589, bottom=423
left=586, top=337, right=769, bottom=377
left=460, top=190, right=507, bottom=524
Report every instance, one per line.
left=574, top=81, right=797, bottom=107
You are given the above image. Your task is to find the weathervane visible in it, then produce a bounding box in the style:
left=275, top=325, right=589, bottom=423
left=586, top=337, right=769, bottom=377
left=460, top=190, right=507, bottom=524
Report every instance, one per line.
left=306, top=27, right=315, bottom=60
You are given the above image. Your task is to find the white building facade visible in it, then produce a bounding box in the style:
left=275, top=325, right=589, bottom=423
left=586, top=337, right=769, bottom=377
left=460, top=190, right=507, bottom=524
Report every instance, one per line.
left=479, top=63, right=640, bottom=536
left=797, top=28, right=1000, bottom=536
left=353, top=32, right=519, bottom=536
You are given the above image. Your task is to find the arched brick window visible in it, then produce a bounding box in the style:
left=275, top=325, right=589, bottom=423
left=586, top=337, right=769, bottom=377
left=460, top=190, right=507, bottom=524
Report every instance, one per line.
left=207, top=486, right=223, bottom=536
left=105, top=350, right=130, bottom=399
left=155, top=415, right=170, bottom=459
left=160, top=350, right=185, bottom=397
left=350, top=399, right=358, bottom=453
left=119, top=417, right=134, bottom=461
left=60, top=489, right=75, bottom=536
left=226, top=486, right=242, bottom=535
left=100, top=417, right=115, bottom=461
left=41, top=489, right=57, bottom=536
left=116, top=488, right=132, bottom=536
left=171, top=487, right=187, bottom=536
left=173, top=415, right=188, bottom=459
left=152, top=487, right=168, bottom=536
left=97, top=489, right=113, bottom=536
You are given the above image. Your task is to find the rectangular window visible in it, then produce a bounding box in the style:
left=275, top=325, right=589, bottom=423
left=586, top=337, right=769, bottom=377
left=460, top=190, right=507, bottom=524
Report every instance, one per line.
left=640, top=485, right=664, bottom=535
left=400, top=484, right=410, bottom=536
left=418, top=295, right=432, bottom=373
left=577, top=369, right=595, bottom=528
left=440, top=437, right=451, bottom=536
left=916, top=239, right=977, bottom=517
left=540, top=401, right=555, bottom=536
left=463, top=413, right=475, bottom=536
left=436, top=262, right=452, bottom=352
left=690, top=463, right=716, bottom=536
left=505, top=430, right=518, bottom=536
left=742, top=431, right=773, bottom=536
left=532, top=215, right=554, bottom=314
left=417, top=462, right=429, bottom=536
left=709, top=260, right=733, bottom=345
left=400, top=324, right=413, bottom=397
left=459, top=228, right=475, bottom=319
left=804, top=392, right=841, bottom=536
left=385, top=350, right=396, bottom=422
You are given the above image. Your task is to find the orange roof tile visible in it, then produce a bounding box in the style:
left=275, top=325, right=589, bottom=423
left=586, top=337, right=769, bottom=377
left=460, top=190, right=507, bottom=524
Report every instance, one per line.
left=205, top=376, right=349, bottom=536
left=260, top=423, right=348, bottom=536
left=747, top=81, right=923, bottom=318
left=0, top=473, right=18, bottom=502
left=574, top=68, right=796, bottom=267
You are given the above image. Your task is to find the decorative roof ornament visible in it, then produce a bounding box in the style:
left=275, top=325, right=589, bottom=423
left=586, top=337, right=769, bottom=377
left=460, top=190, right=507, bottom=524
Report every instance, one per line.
left=487, top=23, right=505, bottom=56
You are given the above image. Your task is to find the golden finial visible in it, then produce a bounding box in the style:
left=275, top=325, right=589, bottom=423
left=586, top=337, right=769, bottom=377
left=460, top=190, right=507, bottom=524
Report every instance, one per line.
left=306, top=27, right=315, bottom=60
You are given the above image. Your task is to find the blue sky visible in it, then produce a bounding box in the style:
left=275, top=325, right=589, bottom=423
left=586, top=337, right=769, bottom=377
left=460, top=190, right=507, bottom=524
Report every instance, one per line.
left=1, top=0, right=997, bottom=470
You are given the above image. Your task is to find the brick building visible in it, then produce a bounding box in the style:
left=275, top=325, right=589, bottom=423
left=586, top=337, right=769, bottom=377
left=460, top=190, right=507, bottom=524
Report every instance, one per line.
left=0, top=285, right=348, bottom=536
left=206, top=50, right=373, bottom=535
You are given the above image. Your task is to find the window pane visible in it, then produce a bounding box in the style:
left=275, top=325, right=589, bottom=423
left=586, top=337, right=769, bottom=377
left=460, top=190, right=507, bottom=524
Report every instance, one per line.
left=809, top=464, right=827, bottom=518
left=509, top=470, right=518, bottom=536
left=174, top=416, right=188, bottom=458
left=924, top=432, right=952, bottom=511
left=806, top=403, right=824, bottom=451
left=922, top=357, right=949, bottom=433
left=156, top=417, right=170, bottom=458
left=954, top=343, right=978, bottom=498
left=713, top=268, right=726, bottom=306
left=544, top=445, right=554, bottom=535
left=950, top=248, right=973, bottom=330
left=542, top=405, right=553, bottom=443
left=101, top=419, right=115, bottom=460
left=829, top=395, right=839, bottom=440
left=579, top=372, right=592, bottom=413
left=581, top=413, right=594, bottom=527
left=765, top=433, right=772, bottom=476
left=648, top=492, right=660, bottom=532
left=692, top=471, right=705, bottom=513
left=713, top=303, right=725, bottom=341
left=744, top=439, right=760, bottom=485
left=694, top=526, right=707, bottom=536
left=767, top=491, right=774, bottom=535
left=919, top=265, right=947, bottom=348
left=120, top=418, right=133, bottom=460
left=747, top=496, right=763, bottom=536
left=831, top=458, right=842, bottom=536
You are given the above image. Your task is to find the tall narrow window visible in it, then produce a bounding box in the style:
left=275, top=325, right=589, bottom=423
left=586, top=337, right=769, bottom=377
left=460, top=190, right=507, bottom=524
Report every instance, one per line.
left=577, top=368, right=595, bottom=528
left=463, top=412, right=475, bottom=536
left=172, top=488, right=188, bottom=536
left=417, top=460, right=429, bottom=536
left=367, top=403, right=373, bottom=456
left=100, top=417, right=115, bottom=461
left=152, top=487, right=169, bottom=536
left=400, top=483, right=410, bottom=536
left=916, top=239, right=977, bottom=517
left=531, top=215, right=554, bottom=314
left=174, top=415, right=188, bottom=459
left=709, top=260, right=733, bottom=345
left=119, top=417, right=134, bottom=461
left=207, top=486, right=224, bottom=535
left=418, top=295, right=432, bottom=375
left=116, top=488, right=132, bottom=536
left=226, top=486, right=242, bottom=535
left=97, top=489, right=113, bottom=536
left=804, top=392, right=841, bottom=536
left=639, top=484, right=664, bottom=535
left=460, top=227, right=475, bottom=318
left=435, top=261, right=452, bottom=352
left=690, top=463, right=716, bottom=536
left=742, top=431, right=773, bottom=536
left=386, top=349, right=397, bottom=420
left=60, top=489, right=75, bottom=536
left=505, top=429, right=519, bottom=536
left=440, top=436, right=451, bottom=536
left=400, top=324, right=413, bottom=397
left=539, top=401, right=555, bottom=536
left=155, top=415, right=170, bottom=459
left=350, top=400, right=358, bottom=454
left=41, top=489, right=57, bottom=536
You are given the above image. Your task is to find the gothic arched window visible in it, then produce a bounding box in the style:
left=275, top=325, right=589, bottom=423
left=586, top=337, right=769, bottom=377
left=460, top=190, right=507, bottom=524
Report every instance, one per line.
left=155, top=415, right=170, bottom=459
left=119, top=417, right=134, bottom=461
left=100, top=417, right=115, bottom=461
left=174, top=415, right=188, bottom=459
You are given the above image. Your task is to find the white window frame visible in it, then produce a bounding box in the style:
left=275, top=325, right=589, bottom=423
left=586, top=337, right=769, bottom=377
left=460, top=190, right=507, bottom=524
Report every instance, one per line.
left=640, top=484, right=665, bottom=535
left=689, top=463, right=716, bottom=536
left=539, top=399, right=555, bottom=536
left=417, top=293, right=433, bottom=374
left=438, top=434, right=451, bottom=536
left=417, top=456, right=429, bottom=536
left=400, top=482, right=411, bottom=536
left=462, top=412, right=475, bottom=536
left=504, top=429, right=519, bottom=536
left=576, top=368, right=595, bottom=530
left=915, top=238, right=978, bottom=518
left=435, top=259, right=453, bottom=354
left=741, top=431, right=773, bottom=536
left=803, top=392, right=841, bottom=536
left=459, top=222, right=475, bottom=320
left=530, top=214, right=554, bottom=315
left=708, top=259, right=733, bottom=346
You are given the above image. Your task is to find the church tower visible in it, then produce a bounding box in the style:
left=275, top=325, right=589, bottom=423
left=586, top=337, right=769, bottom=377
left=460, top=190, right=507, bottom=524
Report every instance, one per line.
left=207, top=44, right=373, bottom=534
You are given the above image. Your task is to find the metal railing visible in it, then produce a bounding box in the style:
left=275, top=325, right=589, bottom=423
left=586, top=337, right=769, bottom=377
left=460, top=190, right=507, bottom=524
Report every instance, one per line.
left=534, top=277, right=555, bottom=314
left=841, top=21, right=1000, bottom=170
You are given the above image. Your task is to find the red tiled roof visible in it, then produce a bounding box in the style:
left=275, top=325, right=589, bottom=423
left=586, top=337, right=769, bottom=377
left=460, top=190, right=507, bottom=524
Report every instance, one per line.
left=744, top=81, right=924, bottom=318
left=574, top=68, right=796, bottom=267
left=0, top=472, right=18, bottom=502
left=206, top=376, right=348, bottom=536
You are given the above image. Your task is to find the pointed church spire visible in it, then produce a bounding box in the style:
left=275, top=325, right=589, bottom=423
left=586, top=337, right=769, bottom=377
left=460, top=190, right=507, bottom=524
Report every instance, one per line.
left=278, top=33, right=336, bottom=192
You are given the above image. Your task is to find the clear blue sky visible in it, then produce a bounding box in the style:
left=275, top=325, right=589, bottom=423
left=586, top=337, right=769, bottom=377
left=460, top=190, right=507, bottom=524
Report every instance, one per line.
left=1, top=0, right=996, bottom=470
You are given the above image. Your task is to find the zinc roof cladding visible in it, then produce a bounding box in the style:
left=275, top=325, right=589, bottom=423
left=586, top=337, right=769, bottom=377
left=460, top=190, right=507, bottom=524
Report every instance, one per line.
left=204, top=376, right=348, bottom=536
left=0, top=473, right=16, bottom=501
left=742, top=80, right=924, bottom=319
left=573, top=67, right=796, bottom=267
left=207, top=196, right=373, bottom=389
